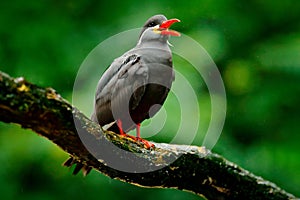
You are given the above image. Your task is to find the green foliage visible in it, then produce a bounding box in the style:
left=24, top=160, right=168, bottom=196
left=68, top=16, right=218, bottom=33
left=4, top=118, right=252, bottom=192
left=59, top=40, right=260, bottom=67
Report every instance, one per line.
left=1, top=0, right=300, bottom=199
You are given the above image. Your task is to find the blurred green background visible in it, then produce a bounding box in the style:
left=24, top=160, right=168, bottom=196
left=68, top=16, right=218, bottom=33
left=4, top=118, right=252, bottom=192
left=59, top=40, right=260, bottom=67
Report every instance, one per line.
left=1, top=0, right=300, bottom=199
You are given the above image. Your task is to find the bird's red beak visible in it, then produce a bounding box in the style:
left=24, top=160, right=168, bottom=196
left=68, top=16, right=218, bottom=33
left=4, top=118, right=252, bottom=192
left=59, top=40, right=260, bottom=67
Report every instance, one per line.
left=159, top=18, right=181, bottom=37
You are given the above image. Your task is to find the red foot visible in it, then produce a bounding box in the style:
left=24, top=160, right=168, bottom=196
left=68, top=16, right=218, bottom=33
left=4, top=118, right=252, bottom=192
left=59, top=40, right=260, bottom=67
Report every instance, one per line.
left=117, top=120, right=155, bottom=149
left=136, top=137, right=155, bottom=148
left=136, top=123, right=154, bottom=148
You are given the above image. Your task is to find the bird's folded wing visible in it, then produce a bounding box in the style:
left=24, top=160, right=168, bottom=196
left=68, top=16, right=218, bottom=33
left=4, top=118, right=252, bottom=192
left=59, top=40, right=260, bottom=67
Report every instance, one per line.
left=94, top=54, right=149, bottom=122
left=112, top=54, right=149, bottom=112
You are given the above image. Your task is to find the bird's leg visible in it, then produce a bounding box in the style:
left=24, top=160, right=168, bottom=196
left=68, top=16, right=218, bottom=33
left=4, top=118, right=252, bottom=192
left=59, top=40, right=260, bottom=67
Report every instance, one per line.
left=117, top=119, right=125, bottom=136
left=135, top=123, right=154, bottom=148
left=136, top=123, right=141, bottom=138
left=117, top=120, right=154, bottom=148
left=117, top=119, right=135, bottom=139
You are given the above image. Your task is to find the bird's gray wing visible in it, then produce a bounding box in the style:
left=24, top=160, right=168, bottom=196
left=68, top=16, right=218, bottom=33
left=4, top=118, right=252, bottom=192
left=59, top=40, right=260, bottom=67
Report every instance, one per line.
left=93, top=54, right=148, bottom=126
left=111, top=54, right=149, bottom=118
left=92, top=56, right=124, bottom=124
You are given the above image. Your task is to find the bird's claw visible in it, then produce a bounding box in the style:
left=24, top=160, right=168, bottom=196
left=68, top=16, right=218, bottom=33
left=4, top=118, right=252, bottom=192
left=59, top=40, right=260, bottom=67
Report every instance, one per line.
left=136, top=137, right=155, bottom=149
left=120, top=133, right=154, bottom=149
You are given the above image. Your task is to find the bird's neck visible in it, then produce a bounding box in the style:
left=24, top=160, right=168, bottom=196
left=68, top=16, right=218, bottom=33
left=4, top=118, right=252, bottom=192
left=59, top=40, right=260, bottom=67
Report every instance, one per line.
left=136, top=39, right=170, bottom=50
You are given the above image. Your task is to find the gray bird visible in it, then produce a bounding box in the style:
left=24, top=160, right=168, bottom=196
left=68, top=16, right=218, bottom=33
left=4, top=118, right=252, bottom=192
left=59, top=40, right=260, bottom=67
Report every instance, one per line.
left=91, top=14, right=180, bottom=148
left=63, top=15, right=180, bottom=176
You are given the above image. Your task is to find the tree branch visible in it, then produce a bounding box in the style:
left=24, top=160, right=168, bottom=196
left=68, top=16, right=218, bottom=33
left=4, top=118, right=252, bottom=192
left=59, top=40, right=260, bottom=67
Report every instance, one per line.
left=0, top=71, right=297, bottom=200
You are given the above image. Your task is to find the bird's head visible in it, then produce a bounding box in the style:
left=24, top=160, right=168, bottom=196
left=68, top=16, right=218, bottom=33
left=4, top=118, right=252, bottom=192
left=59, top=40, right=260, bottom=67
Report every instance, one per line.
left=138, top=15, right=180, bottom=46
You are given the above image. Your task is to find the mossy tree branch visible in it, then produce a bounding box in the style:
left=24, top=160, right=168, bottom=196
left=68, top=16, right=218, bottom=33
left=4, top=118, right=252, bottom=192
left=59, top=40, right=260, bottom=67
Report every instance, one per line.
left=0, top=71, right=297, bottom=200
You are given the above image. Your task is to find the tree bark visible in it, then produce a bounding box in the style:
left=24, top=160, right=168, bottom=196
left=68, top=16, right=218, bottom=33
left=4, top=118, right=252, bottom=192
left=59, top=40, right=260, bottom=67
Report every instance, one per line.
left=0, top=71, right=297, bottom=200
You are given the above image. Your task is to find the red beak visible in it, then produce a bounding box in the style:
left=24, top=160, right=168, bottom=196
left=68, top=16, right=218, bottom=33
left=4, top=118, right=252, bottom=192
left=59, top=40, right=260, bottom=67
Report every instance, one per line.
left=159, top=18, right=181, bottom=37
left=159, top=19, right=181, bottom=29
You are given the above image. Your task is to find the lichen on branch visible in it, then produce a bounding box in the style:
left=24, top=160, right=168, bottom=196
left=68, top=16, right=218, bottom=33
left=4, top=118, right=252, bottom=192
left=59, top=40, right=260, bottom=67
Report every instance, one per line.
left=0, top=71, right=297, bottom=200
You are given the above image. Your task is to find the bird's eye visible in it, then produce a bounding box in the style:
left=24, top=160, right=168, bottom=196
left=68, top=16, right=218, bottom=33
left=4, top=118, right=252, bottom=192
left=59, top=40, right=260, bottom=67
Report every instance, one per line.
left=148, top=22, right=156, bottom=27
